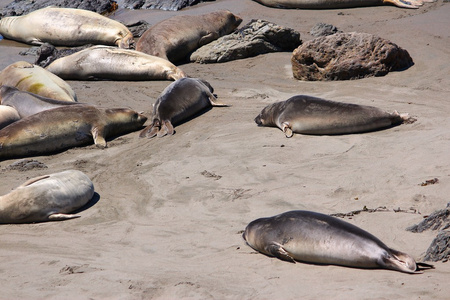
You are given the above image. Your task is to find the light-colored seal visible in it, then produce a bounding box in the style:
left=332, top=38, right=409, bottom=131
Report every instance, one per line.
left=136, top=10, right=242, bottom=63
left=0, top=7, right=134, bottom=48
left=0, top=61, right=77, bottom=102
left=45, top=45, right=187, bottom=81
left=0, top=105, right=147, bottom=160
left=0, top=170, right=94, bottom=223
left=255, top=95, right=409, bottom=137
left=252, top=0, right=434, bottom=9
left=0, top=105, right=20, bottom=129
left=243, top=210, right=433, bottom=273
left=139, top=78, right=228, bottom=138
left=0, top=85, right=82, bottom=118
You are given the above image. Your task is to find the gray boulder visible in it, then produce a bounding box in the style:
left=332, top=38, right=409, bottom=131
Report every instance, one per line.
left=190, top=19, right=301, bottom=64
left=291, top=32, right=413, bottom=81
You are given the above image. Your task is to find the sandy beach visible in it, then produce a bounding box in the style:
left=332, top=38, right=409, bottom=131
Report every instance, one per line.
left=0, top=0, right=449, bottom=298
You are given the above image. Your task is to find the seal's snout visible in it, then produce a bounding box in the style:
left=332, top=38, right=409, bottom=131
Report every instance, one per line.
left=254, top=115, right=262, bottom=125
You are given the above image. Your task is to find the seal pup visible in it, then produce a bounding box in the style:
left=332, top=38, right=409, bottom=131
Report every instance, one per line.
left=255, top=95, right=410, bottom=137
left=45, top=45, right=186, bottom=81
left=0, top=105, right=147, bottom=160
left=139, top=78, right=228, bottom=138
left=243, top=210, right=433, bottom=273
left=0, top=105, right=20, bottom=129
left=0, top=170, right=94, bottom=223
left=252, top=0, right=434, bottom=9
left=0, top=7, right=134, bottom=48
left=0, top=61, right=77, bottom=102
left=136, top=10, right=242, bottom=63
left=0, top=85, right=82, bottom=118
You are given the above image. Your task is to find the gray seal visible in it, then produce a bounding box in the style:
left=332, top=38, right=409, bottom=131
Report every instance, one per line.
left=0, top=85, right=82, bottom=118
left=243, top=210, right=433, bottom=273
left=255, top=95, right=410, bottom=137
left=139, top=78, right=228, bottom=138
left=252, top=0, right=434, bottom=9
left=0, top=170, right=94, bottom=223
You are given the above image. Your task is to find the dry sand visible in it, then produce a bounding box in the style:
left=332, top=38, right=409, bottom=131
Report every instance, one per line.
left=0, top=0, right=449, bottom=299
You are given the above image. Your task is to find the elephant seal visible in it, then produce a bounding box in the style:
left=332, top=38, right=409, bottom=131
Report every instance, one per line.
left=0, top=85, right=82, bottom=118
left=45, top=45, right=186, bottom=81
left=0, top=105, right=147, bottom=160
left=136, top=10, right=242, bottom=63
left=254, top=95, right=409, bottom=137
left=0, top=170, right=94, bottom=223
left=139, top=78, right=228, bottom=138
left=243, top=210, right=433, bottom=273
left=252, top=0, right=434, bottom=9
left=0, top=61, right=77, bottom=102
left=0, top=105, right=20, bottom=129
left=0, top=7, right=134, bottom=48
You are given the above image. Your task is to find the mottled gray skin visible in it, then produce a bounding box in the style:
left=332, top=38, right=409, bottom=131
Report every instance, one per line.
left=45, top=46, right=186, bottom=81
left=0, top=170, right=94, bottom=224
left=252, top=0, right=433, bottom=9
left=243, top=210, right=424, bottom=273
left=139, top=78, right=227, bottom=138
left=0, top=105, right=147, bottom=160
left=136, top=10, right=242, bottom=63
left=0, top=7, right=134, bottom=48
left=0, top=85, right=82, bottom=118
left=0, top=61, right=77, bottom=102
left=255, top=95, right=407, bottom=137
left=0, top=105, right=20, bottom=129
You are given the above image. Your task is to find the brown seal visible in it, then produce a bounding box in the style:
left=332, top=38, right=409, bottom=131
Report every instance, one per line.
left=136, top=10, right=242, bottom=63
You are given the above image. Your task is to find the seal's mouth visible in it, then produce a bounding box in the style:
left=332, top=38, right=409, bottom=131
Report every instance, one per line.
left=254, top=115, right=262, bottom=126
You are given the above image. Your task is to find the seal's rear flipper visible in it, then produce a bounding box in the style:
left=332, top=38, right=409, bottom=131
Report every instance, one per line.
left=139, top=120, right=160, bottom=138
left=268, top=242, right=296, bottom=263
left=416, top=262, right=434, bottom=271
left=384, top=0, right=423, bottom=8
left=383, top=249, right=422, bottom=274
left=157, top=120, right=174, bottom=137
left=48, top=213, right=81, bottom=221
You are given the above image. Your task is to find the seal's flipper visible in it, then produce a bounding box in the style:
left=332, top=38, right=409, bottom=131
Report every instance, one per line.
left=48, top=213, right=81, bottom=221
left=19, top=175, right=50, bottom=187
left=281, top=122, right=293, bottom=138
left=384, top=0, right=422, bottom=8
left=92, top=127, right=107, bottom=148
left=157, top=120, right=174, bottom=137
left=139, top=120, right=160, bottom=138
left=267, top=242, right=296, bottom=263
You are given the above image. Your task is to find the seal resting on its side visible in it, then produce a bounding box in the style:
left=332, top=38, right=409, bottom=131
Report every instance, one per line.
left=0, top=170, right=94, bottom=223
left=255, top=95, right=410, bottom=137
left=252, top=0, right=434, bottom=9
left=0, top=61, right=77, bottom=102
left=45, top=46, right=186, bottom=81
left=136, top=10, right=242, bottom=63
left=139, top=78, right=228, bottom=138
left=243, top=210, right=434, bottom=273
left=0, top=105, right=147, bottom=160
left=0, top=7, right=134, bottom=48
left=0, top=85, right=82, bottom=118
left=0, top=105, right=20, bottom=129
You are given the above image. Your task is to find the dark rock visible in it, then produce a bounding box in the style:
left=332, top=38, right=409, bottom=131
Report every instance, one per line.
left=122, top=0, right=215, bottom=11
left=291, top=32, right=413, bottom=81
left=0, top=0, right=118, bottom=17
left=406, top=205, right=450, bottom=233
left=310, top=23, right=341, bottom=37
left=125, top=20, right=151, bottom=38
left=423, top=230, right=450, bottom=262
left=25, top=43, right=94, bottom=68
left=190, top=19, right=301, bottom=64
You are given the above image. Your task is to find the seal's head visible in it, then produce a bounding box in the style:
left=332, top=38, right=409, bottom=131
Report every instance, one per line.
left=105, top=108, right=147, bottom=135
